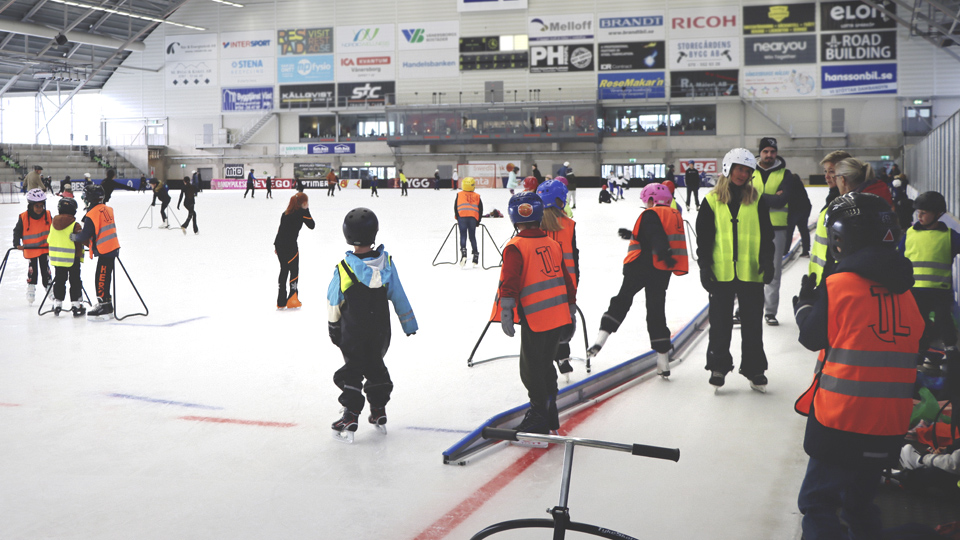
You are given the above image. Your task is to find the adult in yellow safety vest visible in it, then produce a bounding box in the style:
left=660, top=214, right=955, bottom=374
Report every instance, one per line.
left=752, top=137, right=796, bottom=326
left=808, top=150, right=851, bottom=286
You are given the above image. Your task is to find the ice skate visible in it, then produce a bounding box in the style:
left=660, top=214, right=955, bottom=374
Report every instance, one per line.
left=459, top=248, right=467, bottom=267
left=332, top=408, right=359, bottom=443
left=512, top=406, right=549, bottom=448
left=286, top=291, right=301, bottom=309
left=159, top=220, right=170, bottom=229
left=53, top=299, right=63, bottom=316
left=656, top=352, right=671, bottom=379
left=88, top=298, right=113, bottom=320
left=472, top=252, right=479, bottom=268
left=749, top=373, right=768, bottom=393
left=26, top=283, right=36, bottom=304
left=368, top=407, right=387, bottom=435
left=71, top=301, right=86, bottom=317
left=556, top=358, right=573, bottom=383
left=181, top=227, right=187, bottom=236
left=709, top=370, right=726, bottom=392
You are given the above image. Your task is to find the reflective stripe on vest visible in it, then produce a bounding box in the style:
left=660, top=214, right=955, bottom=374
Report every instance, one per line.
left=19, top=210, right=51, bottom=258
left=456, top=191, right=481, bottom=221
left=904, top=227, right=952, bottom=289
left=795, top=272, right=922, bottom=436
left=809, top=207, right=830, bottom=286
left=753, top=168, right=788, bottom=227
left=546, top=216, right=578, bottom=288
left=47, top=223, right=79, bottom=267
left=705, top=192, right=762, bottom=283
left=624, top=206, right=689, bottom=275
left=504, top=235, right=571, bottom=332
left=86, top=205, right=120, bottom=258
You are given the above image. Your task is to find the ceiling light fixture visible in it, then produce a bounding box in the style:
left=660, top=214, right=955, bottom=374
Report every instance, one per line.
left=47, top=0, right=207, bottom=31
left=210, top=0, right=244, bottom=8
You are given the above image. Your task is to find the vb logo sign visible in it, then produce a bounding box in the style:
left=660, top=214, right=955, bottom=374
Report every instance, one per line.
left=402, top=29, right=425, bottom=43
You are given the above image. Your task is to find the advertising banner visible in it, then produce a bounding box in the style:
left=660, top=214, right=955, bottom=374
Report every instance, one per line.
left=212, top=178, right=294, bottom=190
left=670, top=70, right=739, bottom=98
left=336, top=53, right=395, bottom=81
left=308, top=143, right=356, bottom=155
left=164, top=33, right=217, bottom=61
left=280, top=144, right=309, bottom=156
left=220, top=57, right=274, bottom=87
left=669, top=38, right=740, bottom=70
left=743, top=4, right=816, bottom=34
left=459, top=52, right=528, bottom=71
left=528, top=14, right=595, bottom=43
left=821, top=63, right=896, bottom=95
left=458, top=0, right=528, bottom=12
left=599, top=41, right=664, bottom=71
left=530, top=45, right=595, bottom=73
left=677, top=158, right=718, bottom=182
left=398, top=21, right=458, bottom=50
left=399, top=50, right=459, bottom=79
left=668, top=6, right=740, bottom=38
left=277, top=28, right=333, bottom=55
left=293, top=162, right=333, bottom=182
left=820, top=30, right=896, bottom=62
left=278, top=84, right=335, bottom=109
left=221, top=87, right=274, bottom=112
left=744, top=34, right=817, bottom=65
left=821, top=1, right=896, bottom=31
left=459, top=36, right=500, bottom=52
left=597, top=12, right=665, bottom=42
left=337, top=81, right=395, bottom=106
left=220, top=30, right=274, bottom=58
left=224, top=164, right=245, bottom=179
left=165, top=61, right=216, bottom=88
left=277, top=55, right=334, bottom=84
left=337, top=24, right=396, bottom=53
left=597, top=71, right=666, bottom=99
left=389, top=177, right=436, bottom=189
left=742, top=65, right=817, bottom=99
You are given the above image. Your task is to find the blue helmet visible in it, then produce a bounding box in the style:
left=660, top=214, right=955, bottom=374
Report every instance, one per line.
left=508, top=192, right=543, bottom=225
left=535, top=179, right=568, bottom=210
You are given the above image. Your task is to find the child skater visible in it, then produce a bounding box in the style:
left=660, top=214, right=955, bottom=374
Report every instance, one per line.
left=274, top=192, right=314, bottom=310
left=12, top=189, right=52, bottom=303
left=327, top=208, right=418, bottom=443
left=149, top=178, right=172, bottom=228
left=587, top=183, right=688, bottom=378
left=497, top=192, right=577, bottom=441
left=47, top=197, right=85, bottom=316
left=454, top=177, right=483, bottom=267
left=536, top=179, right=580, bottom=375
left=71, top=184, right=119, bottom=318
left=178, top=176, right=199, bottom=235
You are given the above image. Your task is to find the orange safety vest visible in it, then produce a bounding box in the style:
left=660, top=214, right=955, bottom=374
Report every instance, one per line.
left=456, top=191, right=481, bottom=221
left=20, top=210, right=51, bottom=258
left=545, top=216, right=578, bottom=288
left=501, top=235, right=571, bottom=332
left=86, top=204, right=120, bottom=258
left=623, top=205, right=688, bottom=275
left=795, top=272, right=922, bottom=437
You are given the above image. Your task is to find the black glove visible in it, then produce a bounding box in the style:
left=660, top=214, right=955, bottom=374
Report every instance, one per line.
left=559, top=304, right=577, bottom=344
left=618, top=228, right=632, bottom=240
left=700, top=267, right=717, bottom=293
left=761, top=264, right=775, bottom=285
left=406, top=332, right=416, bottom=337
left=328, top=322, right=342, bottom=346
left=662, top=254, right=677, bottom=268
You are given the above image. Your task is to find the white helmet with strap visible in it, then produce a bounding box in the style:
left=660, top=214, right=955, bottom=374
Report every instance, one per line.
left=721, top=148, right=757, bottom=177
left=26, top=188, right=47, bottom=202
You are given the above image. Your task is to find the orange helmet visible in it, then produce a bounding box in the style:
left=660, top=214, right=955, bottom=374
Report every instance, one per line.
left=662, top=180, right=676, bottom=195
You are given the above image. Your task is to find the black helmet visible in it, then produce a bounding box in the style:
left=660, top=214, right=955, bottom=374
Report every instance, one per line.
left=826, top=192, right=901, bottom=261
left=57, top=197, right=78, bottom=216
left=914, top=191, right=947, bottom=215
left=343, top=207, right=378, bottom=246
left=82, top=184, right=104, bottom=208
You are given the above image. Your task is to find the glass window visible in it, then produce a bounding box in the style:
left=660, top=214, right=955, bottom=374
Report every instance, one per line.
left=670, top=105, right=716, bottom=134
left=299, top=115, right=336, bottom=140
left=340, top=114, right=387, bottom=139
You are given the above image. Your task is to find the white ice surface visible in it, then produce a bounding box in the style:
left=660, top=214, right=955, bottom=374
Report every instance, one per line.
left=0, top=186, right=825, bottom=540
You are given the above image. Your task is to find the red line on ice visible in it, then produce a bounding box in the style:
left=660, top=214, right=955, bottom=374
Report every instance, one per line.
left=0, top=403, right=21, bottom=407
left=410, top=401, right=608, bottom=540
left=179, top=416, right=296, bottom=428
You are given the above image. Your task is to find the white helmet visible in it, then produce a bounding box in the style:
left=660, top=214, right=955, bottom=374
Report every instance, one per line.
left=564, top=161, right=570, bottom=167
left=84, top=173, right=91, bottom=178
left=26, top=188, right=47, bottom=202
left=721, top=148, right=757, bottom=177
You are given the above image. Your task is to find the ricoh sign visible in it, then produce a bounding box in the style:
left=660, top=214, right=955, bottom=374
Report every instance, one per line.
left=669, top=6, right=739, bottom=37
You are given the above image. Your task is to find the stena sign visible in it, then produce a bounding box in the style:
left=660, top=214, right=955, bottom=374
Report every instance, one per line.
left=220, top=30, right=274, bottom=58
left=220, top=57, right=274, bottom=86
left=821, top=1, right=896, bottom=31
left=669, top=6, right=740, bottom=38
left=597, top=12, right=665, bottom=42
left=528, top=13, right=595, bottom=43
left=337, top=24, right=395, bottom=52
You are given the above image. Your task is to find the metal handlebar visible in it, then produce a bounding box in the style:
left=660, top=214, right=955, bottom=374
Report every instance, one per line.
left=481, top=427, right=680, bottom=462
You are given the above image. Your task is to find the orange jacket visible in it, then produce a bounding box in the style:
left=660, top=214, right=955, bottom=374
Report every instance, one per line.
left=86, top=204, right=120, bottom=257
left=545, top=216, right=578, bottom=288
left=19, top=210, right=51, bottom=258
left=456, top=191, right=481, bottom=221
left=624, top=205, right=688, bottom=275
left=501, top=234, right=572, bottom=332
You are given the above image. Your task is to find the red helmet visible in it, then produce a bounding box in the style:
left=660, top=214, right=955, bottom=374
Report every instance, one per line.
left=523, top=176, right=538, bottom=191
left=662, top=180, right=676, bottom=195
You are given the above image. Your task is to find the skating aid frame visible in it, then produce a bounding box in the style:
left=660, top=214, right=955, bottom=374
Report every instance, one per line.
left=431, top=223, right=503, bottom=270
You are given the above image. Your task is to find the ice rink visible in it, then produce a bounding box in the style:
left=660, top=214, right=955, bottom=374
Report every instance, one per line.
left=0, top=184, right=823, bottom=540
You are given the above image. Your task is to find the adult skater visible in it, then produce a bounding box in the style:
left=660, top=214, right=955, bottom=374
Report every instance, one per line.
left=450, top=168, right=458, bottom=191
left=245, top=169, right=256, bottom=199
left=274, top=192, right=314, bottom=309
left=454, top=177, right=483, bottom=267
left=808, top=151, right=851, bottom=286
left=101, top=169, right=135, bottom=203
left=178, top=176, right=199, bottom=235
left=399, top=169, right=409, bottom=196
left=327, top=208, right=418, bottom=443
left=370, top=175, right=379, bottom=197
left=326, top=169, right=337, bottom=197
left=149, top=178, right=172, bottom=228
left=12, top=189, right=52, bottom=303
left=752, top=137, right=794, bottom=326
left=538, top=179, right=580, bottom=375
left=696, top=148, right=775, bottom=392
left=71, top=184, right=120, bottom=318
left=684, top=160, right=701, bottom=211
left=588, top=183, right=687, bottom=378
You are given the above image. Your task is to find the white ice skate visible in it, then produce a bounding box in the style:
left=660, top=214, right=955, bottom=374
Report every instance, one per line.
left=656, top=352, right=671, bottom=379
left=749, top=374, right=768, bottom=394
left=159, top=220, right=170, bottom=229
left=26, top=283, right=36, bottom=304
left=53, top=299, right=63, bottom=316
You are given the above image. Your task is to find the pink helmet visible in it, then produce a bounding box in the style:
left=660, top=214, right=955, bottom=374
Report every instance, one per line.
left=640, top=183, right=672, bottom=206
left=554, top=176, right=568, bottom=187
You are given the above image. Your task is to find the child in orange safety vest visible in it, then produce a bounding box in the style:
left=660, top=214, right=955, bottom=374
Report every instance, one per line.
left=454, top=177, right=483, bottom=267
left=496, top=192, right=577, bottom=440
left=12, top=188, right=52, bottom=304
left=587, top=182, right=688, bottom=378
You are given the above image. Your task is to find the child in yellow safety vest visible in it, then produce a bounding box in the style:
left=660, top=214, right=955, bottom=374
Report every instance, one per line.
left=12, top=188, right=52, bottom=304
left=48, top=197, right=85, bottom=316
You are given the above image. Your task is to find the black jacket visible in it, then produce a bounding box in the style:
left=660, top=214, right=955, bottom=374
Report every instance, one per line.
left=754, top=157, right=793, bottom=228
left=274, top=208, right=314, bottom=251
left=684, top=167, right=701, bottom=190
left=695, top=183, right=775, bottom=279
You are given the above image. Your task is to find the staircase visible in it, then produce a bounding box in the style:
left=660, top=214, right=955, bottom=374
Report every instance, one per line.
left=233, top=112, right=277, bottom=148
left=741, top=96, right=795, bottom=138
left=0, top=144, right=143, bottom=185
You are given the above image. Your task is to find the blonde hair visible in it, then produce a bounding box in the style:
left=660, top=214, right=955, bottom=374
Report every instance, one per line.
left=710, top=171, right=758, bottom=205
left=835, top=157, right=874, bottom=189
left=819, top=150, right=851, bottom=167
left=541, top=207, right=566, bottom=232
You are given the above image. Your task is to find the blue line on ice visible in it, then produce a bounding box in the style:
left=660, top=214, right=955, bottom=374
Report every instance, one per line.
left=108, top=393, right=224, bottom=410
